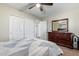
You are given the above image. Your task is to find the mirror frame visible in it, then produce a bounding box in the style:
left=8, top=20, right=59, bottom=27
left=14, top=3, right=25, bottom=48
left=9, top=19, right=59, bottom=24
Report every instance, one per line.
left=52, top=18, right=68, bottom=32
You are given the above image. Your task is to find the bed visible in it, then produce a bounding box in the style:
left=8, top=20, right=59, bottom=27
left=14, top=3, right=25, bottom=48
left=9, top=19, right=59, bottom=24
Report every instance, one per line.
left=0, top=38, right=63, bottom=56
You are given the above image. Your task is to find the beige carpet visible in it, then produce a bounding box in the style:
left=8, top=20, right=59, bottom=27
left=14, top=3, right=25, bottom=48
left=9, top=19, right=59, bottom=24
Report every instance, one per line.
left=60, top=46, right=79, bottom=56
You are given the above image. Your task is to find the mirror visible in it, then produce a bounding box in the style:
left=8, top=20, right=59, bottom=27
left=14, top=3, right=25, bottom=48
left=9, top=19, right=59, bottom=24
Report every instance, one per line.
left=52, top=18, right=68, bottom=32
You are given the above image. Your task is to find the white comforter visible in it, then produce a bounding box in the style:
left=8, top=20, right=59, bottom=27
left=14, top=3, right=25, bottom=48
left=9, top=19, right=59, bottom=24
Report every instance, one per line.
left=0, top=38, right=63, bottom=56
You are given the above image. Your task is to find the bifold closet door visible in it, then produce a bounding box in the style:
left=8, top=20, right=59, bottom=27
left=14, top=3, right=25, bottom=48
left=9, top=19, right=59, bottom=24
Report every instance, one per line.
left=9, top=16, right=24, bottom=41
left=25, top=19, right=35, bottom=39
left=38, top=21, right=47, bottom=40
left=9, top=16, right=35, bottom=41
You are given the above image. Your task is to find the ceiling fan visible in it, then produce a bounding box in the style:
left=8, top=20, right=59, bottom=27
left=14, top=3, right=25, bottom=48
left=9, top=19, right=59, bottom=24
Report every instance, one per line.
left=27, top=3, right=53, bottom=12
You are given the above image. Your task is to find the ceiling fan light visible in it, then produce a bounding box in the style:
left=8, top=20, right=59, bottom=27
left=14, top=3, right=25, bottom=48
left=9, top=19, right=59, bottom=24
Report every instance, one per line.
left=36, top=3, right=40, bottom=8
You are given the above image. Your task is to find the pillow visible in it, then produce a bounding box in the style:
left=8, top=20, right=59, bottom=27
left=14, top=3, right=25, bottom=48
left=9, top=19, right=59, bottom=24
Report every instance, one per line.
left=4, top=41, right=17, bottom=48
left=16, top=39, right=33, bottom=47
left=4, top=38, right=27, bottom=48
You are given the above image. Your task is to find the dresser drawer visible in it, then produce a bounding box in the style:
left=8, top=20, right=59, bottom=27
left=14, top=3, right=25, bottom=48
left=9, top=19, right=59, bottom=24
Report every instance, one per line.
left=48, top=32, right=73, bottom=48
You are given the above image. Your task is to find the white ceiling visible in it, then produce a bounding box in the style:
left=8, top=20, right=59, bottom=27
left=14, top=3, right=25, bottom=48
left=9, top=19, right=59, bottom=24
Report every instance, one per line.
left=5, top=3, right=79, bottom=18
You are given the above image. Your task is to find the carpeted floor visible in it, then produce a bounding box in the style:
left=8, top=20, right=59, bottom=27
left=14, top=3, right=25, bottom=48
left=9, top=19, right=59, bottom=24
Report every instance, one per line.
left=60, top=46, right=79, bottom=56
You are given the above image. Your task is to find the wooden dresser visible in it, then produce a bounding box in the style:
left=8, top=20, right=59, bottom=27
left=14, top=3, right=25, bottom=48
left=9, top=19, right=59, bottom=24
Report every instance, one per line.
left=48, top=31, right=73, bottom=48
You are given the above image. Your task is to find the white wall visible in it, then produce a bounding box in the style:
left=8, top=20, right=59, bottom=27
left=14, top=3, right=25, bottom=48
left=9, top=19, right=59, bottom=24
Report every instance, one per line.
left=48, top=9, right=79, bottom=36
left=0, top=4, right=40, bottom=41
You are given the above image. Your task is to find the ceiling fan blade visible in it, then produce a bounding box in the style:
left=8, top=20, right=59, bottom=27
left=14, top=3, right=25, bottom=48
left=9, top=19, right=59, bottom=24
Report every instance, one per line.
left=28, top=3, right=36, bottom=9
left=40, top=3, right=53, bottom=6
left=21, top=3, right=36, bottom=11
left=40, top=6, right=43, bottom=11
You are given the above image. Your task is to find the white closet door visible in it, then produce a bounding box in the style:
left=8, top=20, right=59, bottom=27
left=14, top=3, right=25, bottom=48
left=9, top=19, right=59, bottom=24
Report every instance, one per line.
left=38, top=21, right=47, bottom=40
left=9, top=16, right=24, bottom=41
left=25, top=19, right=35, bottom=39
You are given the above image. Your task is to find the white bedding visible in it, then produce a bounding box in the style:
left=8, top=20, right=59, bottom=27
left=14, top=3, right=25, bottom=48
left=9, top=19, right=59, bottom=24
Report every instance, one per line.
left=0, top=47, right=28, bottom=56
left=29, top=46, right=49, bottom=56
left=0, top=38, right=63, bottom=56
